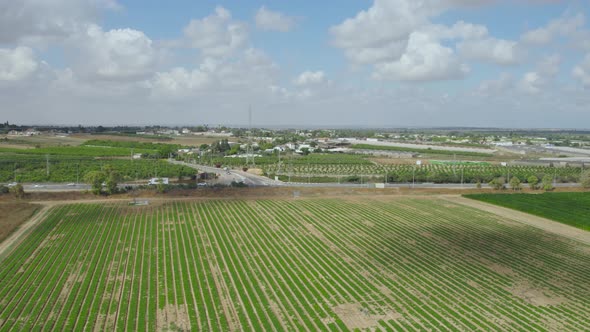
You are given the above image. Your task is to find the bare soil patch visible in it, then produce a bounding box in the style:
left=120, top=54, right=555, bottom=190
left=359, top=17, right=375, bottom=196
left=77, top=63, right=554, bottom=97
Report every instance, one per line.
left=0, top=202, right=41, bottom=244
left=332, top=303, right=401, bottom=330
left=508, top=281, right=566, bottom=306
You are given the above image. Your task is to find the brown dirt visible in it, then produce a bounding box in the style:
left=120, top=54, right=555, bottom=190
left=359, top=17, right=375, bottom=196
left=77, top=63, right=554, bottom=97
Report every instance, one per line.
left=0, top=202, right=41, bottom=244
left=508, top=281, right=566, bottom=306
left=445, top=196, right=590, bottom=245
left=332, top=303, right=401, bottom=330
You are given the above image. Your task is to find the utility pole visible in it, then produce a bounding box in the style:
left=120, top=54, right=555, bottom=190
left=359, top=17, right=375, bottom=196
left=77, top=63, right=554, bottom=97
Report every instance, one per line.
left=277, top=149, right=281, bottom=175
left=46, top=154, right=50, bottom=177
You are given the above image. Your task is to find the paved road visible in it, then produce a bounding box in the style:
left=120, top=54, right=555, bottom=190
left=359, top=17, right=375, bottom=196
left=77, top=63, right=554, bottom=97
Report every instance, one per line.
left=4, top=170, right=581, bottom=191
left=168, top=160, right=283, bottom=187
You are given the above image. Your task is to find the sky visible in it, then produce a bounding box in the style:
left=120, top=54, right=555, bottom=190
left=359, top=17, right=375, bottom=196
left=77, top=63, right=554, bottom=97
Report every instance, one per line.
left=1, top=0, right=590, bottom=128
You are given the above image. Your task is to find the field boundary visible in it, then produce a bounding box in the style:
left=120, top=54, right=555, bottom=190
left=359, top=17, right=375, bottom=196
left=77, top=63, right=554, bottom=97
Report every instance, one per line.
left=0, top=204, right=51, bottom=262
left=446, top=195, right=590, bottom=245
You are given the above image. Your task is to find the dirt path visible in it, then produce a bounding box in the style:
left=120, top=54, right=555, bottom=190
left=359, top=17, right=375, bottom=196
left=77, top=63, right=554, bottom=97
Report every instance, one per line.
left=443, top=196, right=590, bottom=245
left=0, top=203, right=55, bottom=261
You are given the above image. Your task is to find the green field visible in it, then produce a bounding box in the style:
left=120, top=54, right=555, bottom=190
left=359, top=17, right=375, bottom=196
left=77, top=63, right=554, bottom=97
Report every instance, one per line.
left=0, top=145, right=154, bottom=157
left=1, top=197, right=589, bottom=331
left=0, top=158, right=195, bottom=183
left=464, top=192, right=590, bottom=231
left=264, top=163, right=581, bottom=184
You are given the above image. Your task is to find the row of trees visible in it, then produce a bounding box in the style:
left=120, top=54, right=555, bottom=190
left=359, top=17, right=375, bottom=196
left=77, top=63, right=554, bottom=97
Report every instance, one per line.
left=489, top=174, right=563, bottom=191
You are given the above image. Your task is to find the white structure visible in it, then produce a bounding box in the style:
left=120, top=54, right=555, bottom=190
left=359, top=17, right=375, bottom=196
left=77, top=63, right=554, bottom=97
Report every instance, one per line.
left=148, top=177, right=169, bottom=185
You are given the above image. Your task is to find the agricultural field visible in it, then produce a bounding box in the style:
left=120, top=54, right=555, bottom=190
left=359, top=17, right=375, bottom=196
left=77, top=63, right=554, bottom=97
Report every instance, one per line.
left=465, top=192, right=590, bottom=231
left=0, top=145, right=154, bottom=157
left=1, top=197, right=589, bottom=331
left=264, top=163, right=581, bottom=184
left=0, top=157, right=195, bottom=183
left=0, top=203, right=40, bottom=243
left=351, top=144, right=494, bottom=157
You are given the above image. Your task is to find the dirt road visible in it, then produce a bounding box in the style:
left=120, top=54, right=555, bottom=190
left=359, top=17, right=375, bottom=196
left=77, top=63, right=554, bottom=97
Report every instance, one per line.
left=0, top=204, right=54, bottom=261
left=445, top=195, right=590, bottom=245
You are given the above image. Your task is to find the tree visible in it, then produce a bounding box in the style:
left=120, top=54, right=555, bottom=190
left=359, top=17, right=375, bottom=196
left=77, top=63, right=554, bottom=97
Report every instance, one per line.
left=156, top=179, right=166, bottom=193
left=84, top=171, right=106, bottom=195
left=527, top=175, right=539, bottom=190
left=10, top=184, right=25, bottom=199
left=103, top=166, right=120, bottom=195
left=581, top=170, right=590, bottom=188
left=489, top=177, right=505, bottom=190
left=542, top=175, right=554, bottom=191
left=509, top=176, right=522, bottom=191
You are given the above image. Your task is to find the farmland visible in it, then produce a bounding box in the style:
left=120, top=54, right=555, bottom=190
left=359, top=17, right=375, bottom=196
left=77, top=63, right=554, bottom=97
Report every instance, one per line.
left=351, top=144, right=494, bottom=157
left=1, top=197, right=589, bottom=331
left=264, top=163, right=581, bottom=184
left=0, top=158, right=195, bottom=183
left=465, top=192, right=590, bottom=231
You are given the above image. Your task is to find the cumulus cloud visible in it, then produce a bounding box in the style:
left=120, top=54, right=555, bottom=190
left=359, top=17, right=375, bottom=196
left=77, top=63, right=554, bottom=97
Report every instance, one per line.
left=330, top=0, right=430, bottom=64
left=458, top=38, right=523, bottom=65
left=182, top=6, right=248, bottom=57
left=373, top=32, right=469, bottom=81
left=521, top=13, right=585, bottom=45
left=476, top=73, right=514, bottom=96
left=149, top=48, right=278, bottom=99
left=572, top=54, right=590, bottom=87
left=294, top=71, right=325, bottom=85
left=0, top=47, right=39, bottom=81
left=0, top=0, right=120, bottom=44
left=68, top=24, right=158, bottom=81
left=255, top=6, right=297, bottom=32
left=330, top=0, right=521, bottom=80
left=518, top=55, right=560, bottom=94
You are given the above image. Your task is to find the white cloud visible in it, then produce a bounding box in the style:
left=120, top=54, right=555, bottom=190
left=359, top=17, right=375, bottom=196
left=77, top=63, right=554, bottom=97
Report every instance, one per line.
left=519, top=72, right=544, bottom=94
left=518, top=55, right=560, bottom=94
left=573, top=54, right=590, bottom=87
left=68, top=24, right=158, bottom=81
left=522, top=13, right=585, bottom=45
left=149, top=48, right=278, bottom=99
left=183, top=6, right=248, bottom=57
left=255, top=6, right=297, bottom=32
left=150, top=67, right=210, bottom=97
left=429, top=21, right=489, bottom=40
left=0, top=0, right=121, bottom=44
left=458, top=38, right=523, bottom=65
left=294, top=71, right=325, bottom=85
left=373, top=31, right=469, bottom=81
left=330, top=0, right=522, bottom=80
left=476, top=73, right=514, bottom=96
left=330, top=0, right=431, bottom=65
left=0, top=47, right=38, bottom=81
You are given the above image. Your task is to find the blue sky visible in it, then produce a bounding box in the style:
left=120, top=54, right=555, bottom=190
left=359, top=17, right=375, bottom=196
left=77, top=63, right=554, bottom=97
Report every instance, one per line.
left=1, top=0, right=590, bottom=127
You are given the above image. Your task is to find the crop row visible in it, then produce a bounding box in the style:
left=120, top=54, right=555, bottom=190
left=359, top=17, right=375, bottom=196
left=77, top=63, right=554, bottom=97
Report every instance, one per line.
left=0, top=159, right=195, bottom=182
left=264, top=164, right=582, bottom=183
left=1, top=199, right=589, bottom=330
